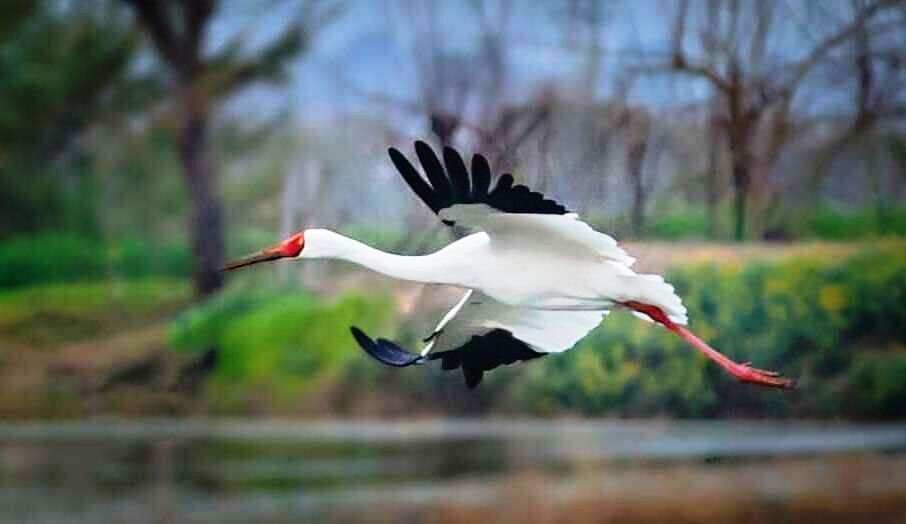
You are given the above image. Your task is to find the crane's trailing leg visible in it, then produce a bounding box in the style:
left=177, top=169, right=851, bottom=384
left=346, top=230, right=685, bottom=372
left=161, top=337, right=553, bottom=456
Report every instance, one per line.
left=622, top=301, right=795, bottom=389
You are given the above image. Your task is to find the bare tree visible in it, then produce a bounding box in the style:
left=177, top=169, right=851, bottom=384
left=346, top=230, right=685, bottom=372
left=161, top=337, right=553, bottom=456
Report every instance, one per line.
left=659, top=0, right=899, bottom=240
left=404, top=0, right=556, bottom=170
left=616, top=108, right=652, bottom=235
left=121, top=0, right=324, bottom=295
left=809, top=0, right=906, bottom=221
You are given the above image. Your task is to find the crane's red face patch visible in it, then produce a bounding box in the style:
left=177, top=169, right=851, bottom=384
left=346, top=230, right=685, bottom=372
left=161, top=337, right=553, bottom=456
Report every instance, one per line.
left=278, top=232, right=305, bottom=258
left=221, top=231, right=304, bottom=271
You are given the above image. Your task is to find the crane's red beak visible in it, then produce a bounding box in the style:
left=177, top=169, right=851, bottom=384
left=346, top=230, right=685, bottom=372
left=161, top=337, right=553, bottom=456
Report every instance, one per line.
left=221, top=232, right=304, bottom=272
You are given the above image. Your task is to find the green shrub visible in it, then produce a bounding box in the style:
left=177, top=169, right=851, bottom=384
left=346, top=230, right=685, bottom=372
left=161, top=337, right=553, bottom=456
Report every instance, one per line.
left=169, top=287, right=268, bottom=354
left=846, top=352, right=906, bottom=418
left=168, top=286, right=396, bottom=394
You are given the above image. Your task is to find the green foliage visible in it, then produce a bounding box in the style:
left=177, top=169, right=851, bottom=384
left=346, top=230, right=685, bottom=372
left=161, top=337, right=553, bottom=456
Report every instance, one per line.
left=794, top=206, right=906, bottom=240
left=0, top=234, right=191, bottom=289
left=646, top=209, right=709, bottom=240
left=515, top=244, right=906, bottom=418
left=168, top=286, right=287, bottom=354
left=113, top=238, right=192, bottom=280
left=0, top=278, right=189, bottom=345
left=168, top=286, right=396, bottom=394
left=0, top=234, right=104, bottom=288
left=0, top=1, right=143, bottom=238
left=597, top=206, right=906, bottom=242
left=846, top=352, right=906, bottom=418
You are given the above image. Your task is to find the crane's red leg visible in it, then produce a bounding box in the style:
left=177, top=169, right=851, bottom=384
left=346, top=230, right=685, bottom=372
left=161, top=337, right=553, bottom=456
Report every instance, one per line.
left=623, top=301, right=795, bottom=389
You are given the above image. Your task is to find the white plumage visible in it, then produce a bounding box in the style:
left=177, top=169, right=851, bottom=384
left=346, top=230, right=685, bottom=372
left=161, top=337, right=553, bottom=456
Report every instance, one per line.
left=422, top=290, right=607, bottom=355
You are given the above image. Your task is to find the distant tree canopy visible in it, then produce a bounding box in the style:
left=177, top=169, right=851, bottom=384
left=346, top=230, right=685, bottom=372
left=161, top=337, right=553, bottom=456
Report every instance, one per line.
left=0, top=1, right=142, bottom=238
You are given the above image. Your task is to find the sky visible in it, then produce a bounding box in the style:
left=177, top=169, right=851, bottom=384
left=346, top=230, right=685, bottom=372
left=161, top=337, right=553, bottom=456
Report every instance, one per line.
left=215, top=1, right=713, bottom=123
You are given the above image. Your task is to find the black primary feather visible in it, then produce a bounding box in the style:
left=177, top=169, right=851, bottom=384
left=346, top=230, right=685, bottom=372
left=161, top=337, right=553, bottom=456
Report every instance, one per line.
left=389, top=148, right=440, bottom=213
left=415, top=141, right=453, bottom=207
left=388, top=141, right=569, bottom=225
left=443, top=146, right=471, bottom=201
left=470, top=153, right=491, bottom=199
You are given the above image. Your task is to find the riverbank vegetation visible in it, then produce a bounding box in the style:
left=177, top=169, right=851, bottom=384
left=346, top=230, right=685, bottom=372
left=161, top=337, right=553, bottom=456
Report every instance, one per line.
left=1, top=240, right=902, bottom=419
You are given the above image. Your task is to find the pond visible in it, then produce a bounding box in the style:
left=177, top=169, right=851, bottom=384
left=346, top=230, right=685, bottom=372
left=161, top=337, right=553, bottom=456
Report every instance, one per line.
left=1, top=419, right=905, bottom=523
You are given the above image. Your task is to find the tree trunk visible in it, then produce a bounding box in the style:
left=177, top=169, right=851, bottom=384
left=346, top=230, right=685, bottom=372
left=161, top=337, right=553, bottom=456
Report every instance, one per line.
left=705, top=138, right=719, bottom=238
left=729, top=144, right=750, bottom=242
left=705, top=102, right=721, bottom=238
left=178, top=90, right=224, bottom=296
left=726, top=84, right=751, bottom=242
left=628, top=141, right=648, bottom=236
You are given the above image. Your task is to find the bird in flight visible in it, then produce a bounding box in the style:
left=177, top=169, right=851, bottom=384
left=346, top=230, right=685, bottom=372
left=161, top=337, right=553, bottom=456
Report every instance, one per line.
left=223, top=141, right=794, bottom=390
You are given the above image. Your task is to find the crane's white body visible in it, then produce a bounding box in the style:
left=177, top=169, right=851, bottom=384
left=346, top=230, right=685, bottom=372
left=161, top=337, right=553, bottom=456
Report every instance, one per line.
left=301, top=204, right=686, bottom=355
left=228, top=141, right=792, bottom=389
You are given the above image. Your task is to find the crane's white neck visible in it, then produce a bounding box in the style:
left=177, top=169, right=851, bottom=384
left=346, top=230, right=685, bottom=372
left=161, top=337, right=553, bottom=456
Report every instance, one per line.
left=299, top=229, right=460, bottom=286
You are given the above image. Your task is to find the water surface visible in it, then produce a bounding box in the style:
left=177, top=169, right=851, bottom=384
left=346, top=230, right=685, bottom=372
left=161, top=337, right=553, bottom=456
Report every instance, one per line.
left=2, top=419, right=904, bottom=523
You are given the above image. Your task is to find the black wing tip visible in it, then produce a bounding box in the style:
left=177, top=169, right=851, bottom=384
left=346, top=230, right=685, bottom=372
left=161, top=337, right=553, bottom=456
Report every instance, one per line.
left=351, top=325, right=547, bottom=389
left=349, top=326, right=374, bottom=350
left=350, top=326, right=422, bottom=368
left=389, top=139, right=571, bottom=220
left=387, top=147, right=411, bottom=167
left=349, top=325, right=365, bottom=337
left=414, top=141, right=441, bottom=165
left=442, top=145, right=460, bottom=158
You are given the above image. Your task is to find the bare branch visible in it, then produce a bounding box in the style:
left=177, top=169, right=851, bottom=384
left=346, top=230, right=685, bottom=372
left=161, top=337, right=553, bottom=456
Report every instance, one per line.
left=121, top=0, right=181, bottom=69
left=784, top=0, right=901, bottom=94
left=183, top=0, right=217, bottom=64
left=749, top=0, right=775, bottom=68
left=671, top=0, right=690, bottom=68
left=633, top=61, right=731, bottom=93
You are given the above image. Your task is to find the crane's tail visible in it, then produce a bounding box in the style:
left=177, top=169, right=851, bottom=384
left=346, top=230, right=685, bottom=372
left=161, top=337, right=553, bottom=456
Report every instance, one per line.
left=623, top=301, right=795, bottom=390
left=619, top=274, right=688, bottom=325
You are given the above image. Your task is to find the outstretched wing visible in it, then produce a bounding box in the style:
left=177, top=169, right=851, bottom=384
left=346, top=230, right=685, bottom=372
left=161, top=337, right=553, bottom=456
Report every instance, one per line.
left=389, top=141, right=635, bottom=267
left=351, top=291, right=606, bottom=388
left=388, top=141, right=569, bottom=225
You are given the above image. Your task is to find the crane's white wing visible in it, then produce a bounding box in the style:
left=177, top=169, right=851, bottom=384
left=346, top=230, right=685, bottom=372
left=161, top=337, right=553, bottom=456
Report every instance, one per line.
left=388, top=142, right=634, bottom=267
left=423, top=290, right=607, bottom=355
left=439, top=205, right=635, bottom=267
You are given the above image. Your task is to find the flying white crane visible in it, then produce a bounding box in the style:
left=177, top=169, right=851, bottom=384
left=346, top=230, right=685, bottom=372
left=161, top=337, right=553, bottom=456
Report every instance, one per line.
left=224, top=141, right=794, bottom=390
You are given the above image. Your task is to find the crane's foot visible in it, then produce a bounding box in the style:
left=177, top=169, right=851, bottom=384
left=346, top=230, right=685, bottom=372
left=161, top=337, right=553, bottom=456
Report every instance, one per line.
left=727, top=361, right=795, bottom=389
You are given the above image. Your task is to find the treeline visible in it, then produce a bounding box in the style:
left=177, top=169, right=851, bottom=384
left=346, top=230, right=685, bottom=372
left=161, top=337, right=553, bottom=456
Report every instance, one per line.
left=2, top=2, right=905, bottom=302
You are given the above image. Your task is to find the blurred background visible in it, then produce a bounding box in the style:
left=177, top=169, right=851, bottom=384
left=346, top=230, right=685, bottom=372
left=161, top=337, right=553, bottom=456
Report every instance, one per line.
left=1, top=0, right=905, bottom=522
